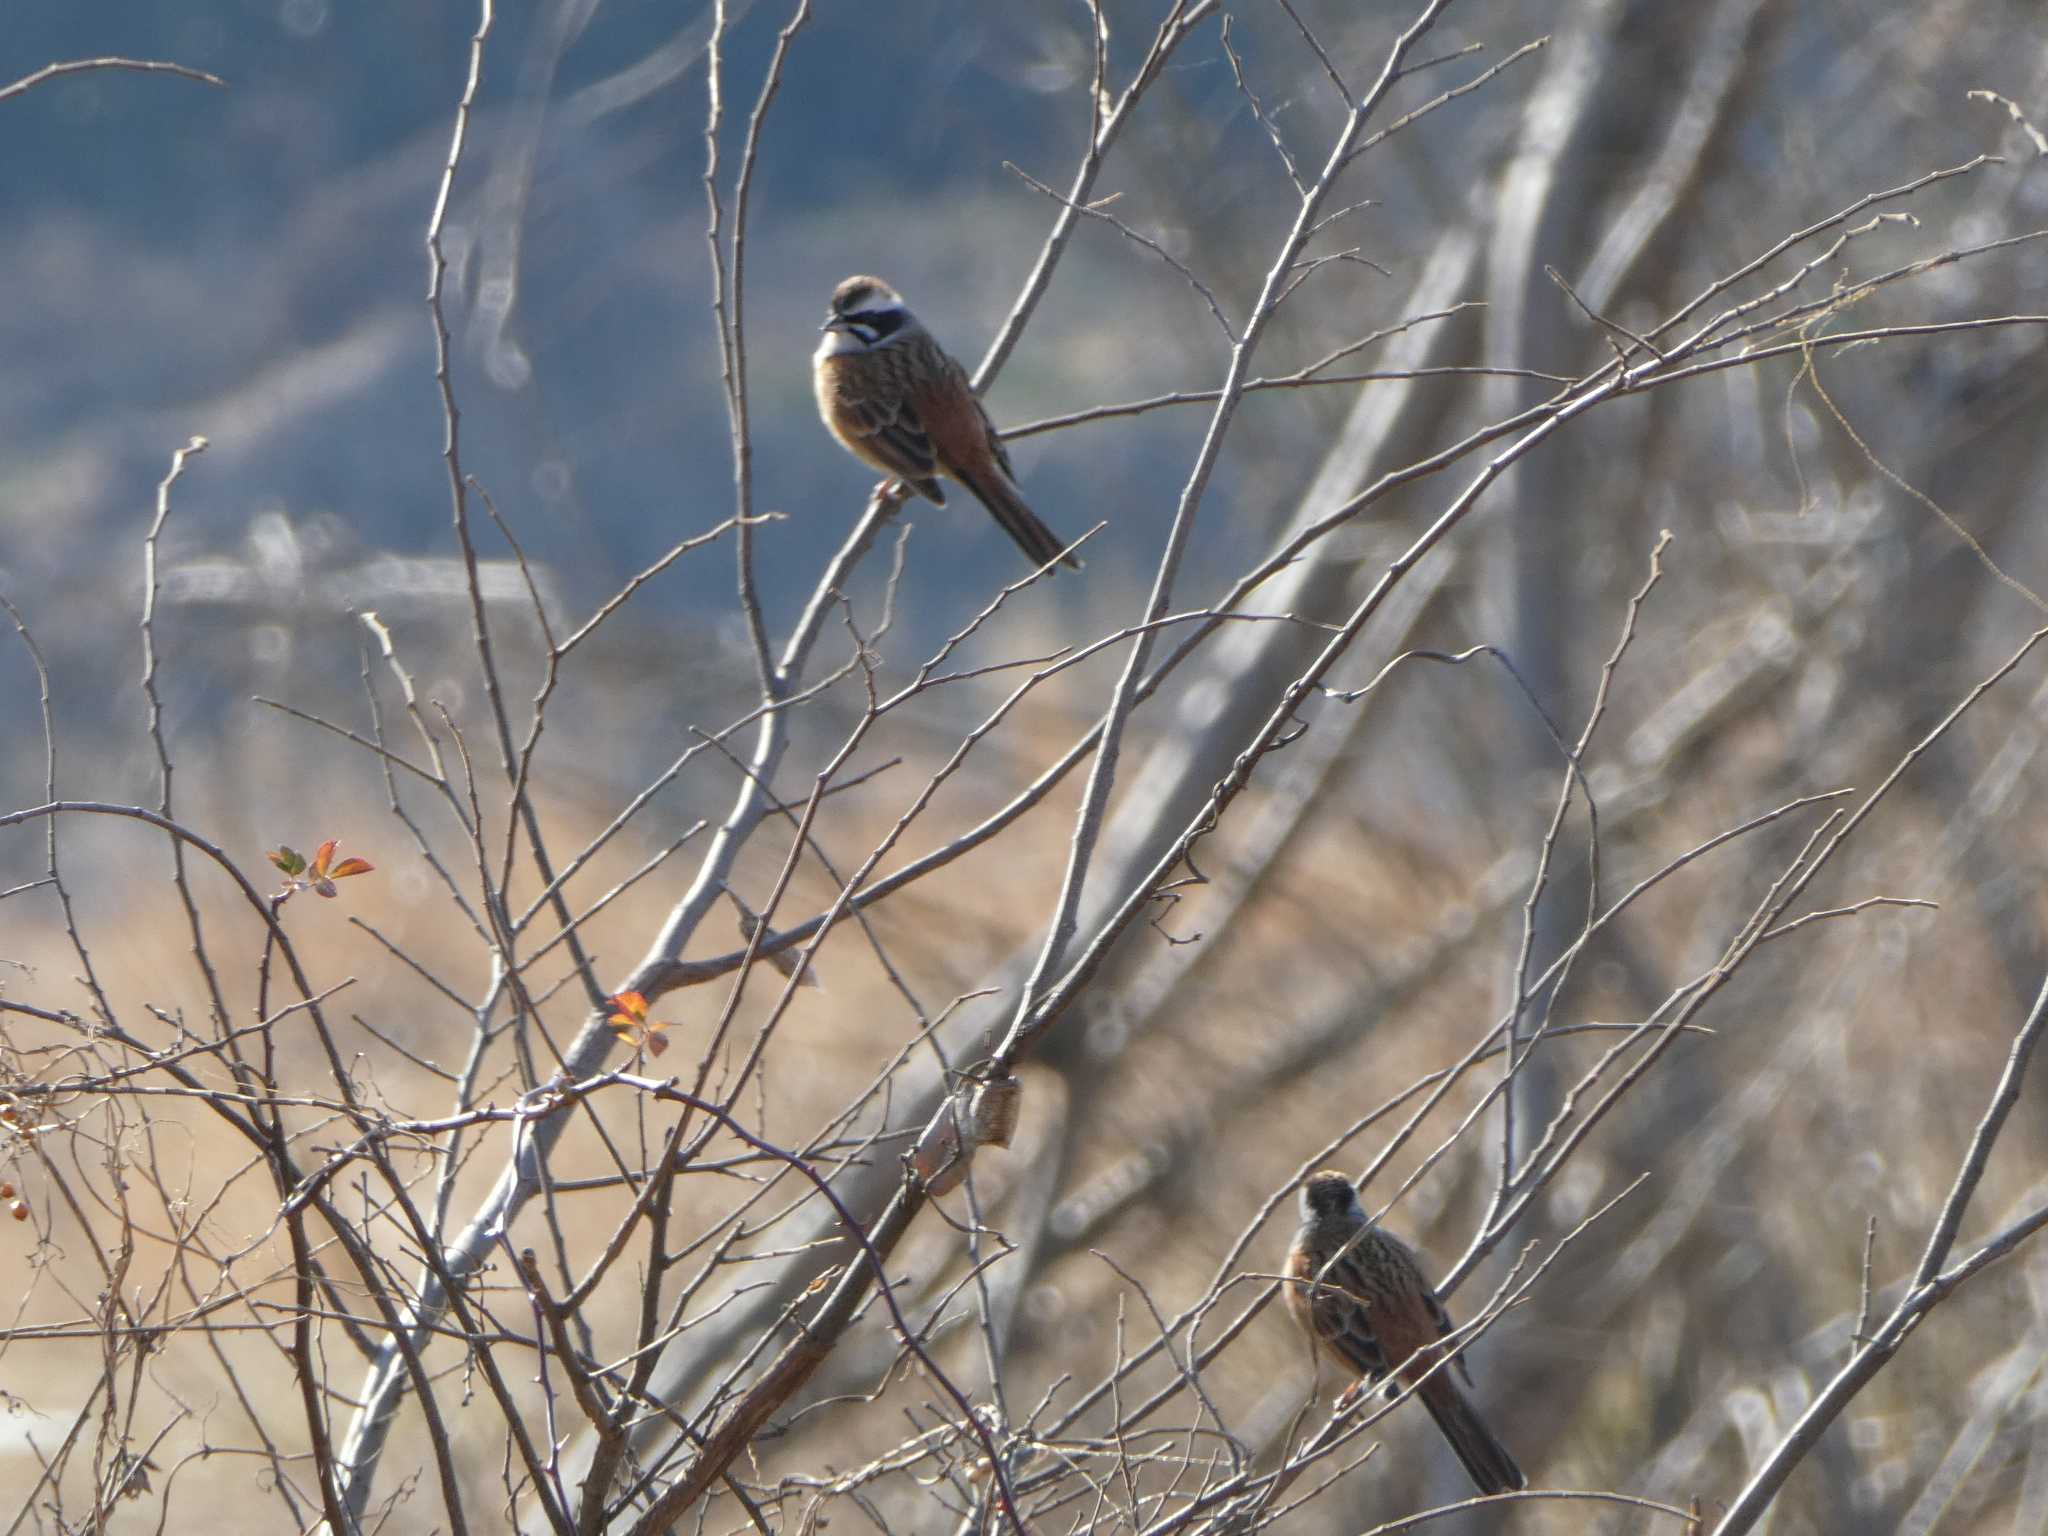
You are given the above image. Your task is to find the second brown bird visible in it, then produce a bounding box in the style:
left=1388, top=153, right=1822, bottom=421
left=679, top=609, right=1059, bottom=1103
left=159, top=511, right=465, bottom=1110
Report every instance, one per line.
left=1285, top=1168, right=1525, bottom=1496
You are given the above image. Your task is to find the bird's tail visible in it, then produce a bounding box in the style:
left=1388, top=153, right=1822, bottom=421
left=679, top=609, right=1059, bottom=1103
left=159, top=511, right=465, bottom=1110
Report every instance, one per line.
left=958, top=465, right=1082, bottom=573
left=1418, top=1376, right=1525, bottom=1496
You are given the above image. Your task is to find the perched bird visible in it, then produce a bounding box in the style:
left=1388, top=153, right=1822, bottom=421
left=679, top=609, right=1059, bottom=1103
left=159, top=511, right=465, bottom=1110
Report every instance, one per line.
left=1285, top=1168, right=1526, bottom=1497
left=813, top=275, right=1080, bottom=572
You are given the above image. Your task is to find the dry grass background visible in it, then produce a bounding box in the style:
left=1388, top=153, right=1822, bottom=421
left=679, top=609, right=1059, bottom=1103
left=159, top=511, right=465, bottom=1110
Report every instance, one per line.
left=11, top=582, right=2048, bottom=1533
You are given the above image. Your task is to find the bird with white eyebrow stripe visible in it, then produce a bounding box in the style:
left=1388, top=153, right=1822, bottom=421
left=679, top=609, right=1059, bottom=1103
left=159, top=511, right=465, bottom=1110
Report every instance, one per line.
left=813, top=274, right=1081, bottom=573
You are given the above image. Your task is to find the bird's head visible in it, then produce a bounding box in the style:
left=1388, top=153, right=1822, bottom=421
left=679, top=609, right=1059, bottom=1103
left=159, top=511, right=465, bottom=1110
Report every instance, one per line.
left=1300, top=1169, right=1364, bottom=1224
left=820, top=275, right=914, bottom=348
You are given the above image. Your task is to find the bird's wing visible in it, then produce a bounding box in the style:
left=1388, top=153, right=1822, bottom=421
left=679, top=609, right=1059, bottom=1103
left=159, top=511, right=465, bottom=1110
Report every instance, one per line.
left=833, top=350, right=941, bottom=488
left=1316, top=1237, right=1466, bottom=1390
left=896, top=342, right=1027, bottom=494
left=1318, top=1291, right=1395, bottom=1382
left=1292, top=1242, right=1392, bottom=1382
left=1419, top=1278, right=1476, bottom=1387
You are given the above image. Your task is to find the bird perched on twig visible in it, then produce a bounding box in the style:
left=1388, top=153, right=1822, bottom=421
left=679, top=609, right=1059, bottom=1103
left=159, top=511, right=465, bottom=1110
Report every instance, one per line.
left=813, top=275, right=1081, bottom=573
left=1284, top=1168, right=1526, bottom=1496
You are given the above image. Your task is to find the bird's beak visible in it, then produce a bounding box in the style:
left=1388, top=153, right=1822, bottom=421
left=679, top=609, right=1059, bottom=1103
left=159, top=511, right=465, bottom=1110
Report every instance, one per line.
left=819, top=314, right=849, bottom=334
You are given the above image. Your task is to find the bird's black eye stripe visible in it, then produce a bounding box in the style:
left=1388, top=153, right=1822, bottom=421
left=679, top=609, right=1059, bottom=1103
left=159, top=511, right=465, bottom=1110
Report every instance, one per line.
left=847, top=307, right=905, bottom=343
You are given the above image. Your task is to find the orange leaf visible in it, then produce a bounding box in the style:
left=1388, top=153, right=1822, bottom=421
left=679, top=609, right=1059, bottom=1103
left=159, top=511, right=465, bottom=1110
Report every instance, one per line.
left=605, top=990, right=675, bottom=1057
left=328, top=857, right=375, bottom=880
left=308, top=839, right=340, bottom=879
